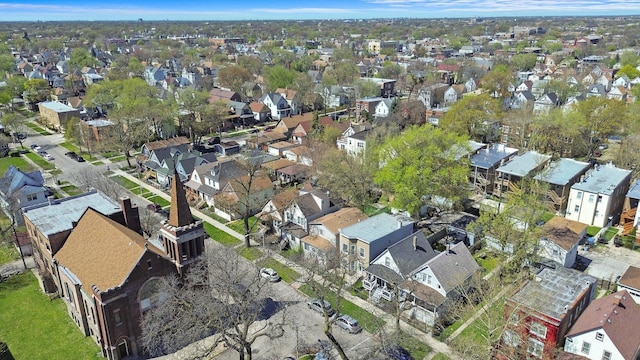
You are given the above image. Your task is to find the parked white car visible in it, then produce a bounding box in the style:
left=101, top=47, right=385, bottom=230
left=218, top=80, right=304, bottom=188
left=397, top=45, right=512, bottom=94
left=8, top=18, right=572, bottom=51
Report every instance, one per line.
left=259, top=267, right=280, bottom=282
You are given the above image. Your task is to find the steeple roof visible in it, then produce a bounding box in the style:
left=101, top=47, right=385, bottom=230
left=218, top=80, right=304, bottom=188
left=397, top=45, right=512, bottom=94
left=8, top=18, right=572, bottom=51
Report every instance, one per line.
left=169, top=169, right=193, bottom=227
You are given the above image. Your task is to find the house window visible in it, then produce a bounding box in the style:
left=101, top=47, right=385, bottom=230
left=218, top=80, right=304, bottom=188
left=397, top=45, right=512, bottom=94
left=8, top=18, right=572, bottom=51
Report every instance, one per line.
left=359, top=247, right=365, bottom=258
left=385, top=257, right=390, bottom=267
left=342, top=244, right=348, bottom=254
left=26, top=193, right=38, bottom=201
left=576, top=191, right=583, bottom=199
left=588, top=194, right=595, bottom=203
left=595, top=210, right=600, bottom=217
left=113, top=309, right=122, bottom=326
left=528, top=338, right=544, bottom=358
left=350, top=245, right=356, bottom=255
left=147, top=260, right=152, bottom=270
left=597, top=195, right=603, bottom=203
left=503, top=330, right=520, bottom=347
left=427, top=275, right=433, bottom=285
left=552, top=249, right=558, bottom=256
left=574, top=205, right=580, bottom=212
left=530, top=321, right=547, bottom=338
left=303, top=243, right=309, bottom=251
left=596, top=332, right=604, bottom=341
left=602, top=350, right=611, bottom=360
left=582, top=341, right=591, bottom=355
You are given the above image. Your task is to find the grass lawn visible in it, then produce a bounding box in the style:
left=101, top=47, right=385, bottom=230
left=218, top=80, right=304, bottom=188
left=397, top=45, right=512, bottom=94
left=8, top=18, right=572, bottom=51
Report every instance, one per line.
left=601, top=227, right=619, bottom=242
left=0, top=272, right=103, bottom=360
left=474, top=252, right=500, bottom=274
left=58, top=141, right=80, bottom=153
left=432, top=353, right=450, bottom=360
left=363, top=204, right=390, bottom=216
left=60, top=184, right=83, bottom=196
left=203, top=222, right=241, bottom=246
left=587, top=225, right=601, bottom=237
left=237, top=246, right=263, bottom=261
left=452, top=300, right=504, bottom=350
left=0, top=156, right=33, bottom=174
left=299, top=283, right=384, bottom=333
left=147, top=195, right=170, bottom=207
left=91, top=161, right=104, bottom=166
left=112, top=175, right=140, bottom=190
left=258, top=257, right=300, bottom=283
left=24, top=152, right=55, bottom=170
left=227, top=217, right=259, bottom=234
left=24, top=122, right=51, bottom=135
left=108, top=155, right=126, bottom=163
left=397, top=332, right=432, bottom=360
left=0, top=243, right=19, bottom=265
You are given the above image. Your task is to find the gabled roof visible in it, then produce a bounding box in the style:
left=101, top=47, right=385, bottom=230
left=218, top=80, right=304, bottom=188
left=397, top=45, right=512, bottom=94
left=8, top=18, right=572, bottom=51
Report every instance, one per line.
left=541, top=216, right=587, bottom=251
left=311, top=207, right=368, bottom=235
left=377, top=231, right=439, bottom=277
left=0, top=166, right=45, bottom=197
left=55, top=208, right=164, bottom=293
left=142, top=136, right=190, bottom=152
left=566, top=290, right=640, bottom=360
left=266, top=187, right=301, bottom=212
left=292, top=192, right=322, bottom=217
left=420, top=242, right=479, bottom=293
left=618, top=265, right=640, bottom=290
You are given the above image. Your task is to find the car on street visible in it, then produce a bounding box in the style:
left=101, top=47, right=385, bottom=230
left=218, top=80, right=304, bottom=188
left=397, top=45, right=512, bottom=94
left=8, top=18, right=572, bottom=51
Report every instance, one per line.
left=307, top=298, right=335, bottom=317
left=259, top=267, right=280, bottom=282
left=334, top=314, right=362, bottom=334
left=65, top=151, right=85, bottom=162
left=13, top=132, right=26, bottom=140
left=31, top=144, right=41, bottom=151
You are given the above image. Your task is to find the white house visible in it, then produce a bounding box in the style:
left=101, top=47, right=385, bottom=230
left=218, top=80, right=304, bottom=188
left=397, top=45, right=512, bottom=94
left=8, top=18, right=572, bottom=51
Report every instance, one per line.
left=260, top=93, right=291, bottom=120
left=616, top=266, right=640, bottom=304
left=538, top=216, right=587, bottom=268
left=374, top=98, right=393, bottom=118
left=564, top=290, right=640, bottom=360
left=565, top=163, right=632, bottom=227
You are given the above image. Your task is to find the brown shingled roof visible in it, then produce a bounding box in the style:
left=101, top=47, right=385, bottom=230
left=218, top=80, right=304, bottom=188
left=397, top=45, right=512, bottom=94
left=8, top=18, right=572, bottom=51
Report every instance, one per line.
left=169, top=171, right=194, bottom=227
left=312, top=207, right=368, bottom=234
left=55, top=208, right=163, bottom=292
left=301, top=235, right=334, bottom=252
left=541, top=216, right=587, bottom=251
left=619, top=265, right=640, bottom=290
left=566, top=290, right=640, bottom=360
left=144, top=136, right=191, bottom=151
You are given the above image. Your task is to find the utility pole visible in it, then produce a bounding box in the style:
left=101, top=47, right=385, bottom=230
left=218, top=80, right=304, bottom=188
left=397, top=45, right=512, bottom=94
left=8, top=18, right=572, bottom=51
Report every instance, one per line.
left=11, top=218, right=27, bottom=270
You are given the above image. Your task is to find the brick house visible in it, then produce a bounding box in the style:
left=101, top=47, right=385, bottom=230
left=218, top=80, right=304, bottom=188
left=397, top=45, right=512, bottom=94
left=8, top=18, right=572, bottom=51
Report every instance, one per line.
left=499, top=266, right=597, bottom=359
left=38, top=101, right=81, bottom=131
left=50, top=173, right=205, bottom=359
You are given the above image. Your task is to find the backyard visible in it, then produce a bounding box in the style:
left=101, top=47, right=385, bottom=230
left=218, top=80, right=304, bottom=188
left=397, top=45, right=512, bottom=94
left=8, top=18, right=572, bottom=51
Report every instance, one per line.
left=0, top=272, right=102, bottom=360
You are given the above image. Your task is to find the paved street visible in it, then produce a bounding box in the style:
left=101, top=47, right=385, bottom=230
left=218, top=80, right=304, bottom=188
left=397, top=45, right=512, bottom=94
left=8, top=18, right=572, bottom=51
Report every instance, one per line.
left=580, top=236, right=640, bottom=282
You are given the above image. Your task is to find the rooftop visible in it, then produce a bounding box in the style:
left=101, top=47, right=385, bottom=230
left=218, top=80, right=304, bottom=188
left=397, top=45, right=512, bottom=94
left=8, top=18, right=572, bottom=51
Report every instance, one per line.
left=509, top=266, right=596, bottom=321
left=340, top=212, right=413, bottom=244
left=496, top=151, right=551, bottom=177
left=534, top=158, right=591, bottom=186
left=39, top=101, right=77, bottom=113
left=570, top=163, right=631, bottom=195
left=470, top=143, right=518, bottom=169
left=22, top=191, right=121, bottom=237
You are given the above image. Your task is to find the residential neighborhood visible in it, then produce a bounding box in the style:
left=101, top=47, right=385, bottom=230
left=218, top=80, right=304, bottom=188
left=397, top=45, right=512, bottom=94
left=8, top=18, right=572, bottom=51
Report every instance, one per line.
left=2, top=14, right=640, bottom=360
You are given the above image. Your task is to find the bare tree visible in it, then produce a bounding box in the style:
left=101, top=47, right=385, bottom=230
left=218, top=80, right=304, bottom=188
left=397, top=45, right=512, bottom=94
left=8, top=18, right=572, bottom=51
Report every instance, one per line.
left=141, top=245, right=286, bottom=360
left=72, top=167, right=126, bottom=200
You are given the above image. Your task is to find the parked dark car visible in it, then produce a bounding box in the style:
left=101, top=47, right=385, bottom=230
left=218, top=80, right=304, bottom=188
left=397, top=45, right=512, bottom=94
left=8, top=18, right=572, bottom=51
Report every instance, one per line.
left=13, top=132, right=26, bottom=140
left=207, top=136, right=221, bottom=145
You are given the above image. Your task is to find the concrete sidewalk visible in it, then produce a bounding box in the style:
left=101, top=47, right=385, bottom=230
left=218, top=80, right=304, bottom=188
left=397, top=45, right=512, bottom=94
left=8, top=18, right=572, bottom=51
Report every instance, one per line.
left=111, top=167, right=460, bottom=359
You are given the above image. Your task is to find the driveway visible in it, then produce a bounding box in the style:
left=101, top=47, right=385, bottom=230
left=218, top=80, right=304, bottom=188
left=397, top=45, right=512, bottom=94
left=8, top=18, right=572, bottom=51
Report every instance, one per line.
left=579, top=239, right=640, bottom=281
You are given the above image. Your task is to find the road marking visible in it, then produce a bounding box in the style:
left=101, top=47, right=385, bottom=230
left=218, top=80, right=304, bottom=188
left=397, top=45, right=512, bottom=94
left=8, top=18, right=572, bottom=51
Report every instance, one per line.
left=348, top=336, right=372, bottom=352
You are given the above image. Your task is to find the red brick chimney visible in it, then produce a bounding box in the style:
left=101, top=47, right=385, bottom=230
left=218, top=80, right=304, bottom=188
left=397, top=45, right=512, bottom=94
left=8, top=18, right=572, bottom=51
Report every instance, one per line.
left=119, top=197, right=142, bottom=234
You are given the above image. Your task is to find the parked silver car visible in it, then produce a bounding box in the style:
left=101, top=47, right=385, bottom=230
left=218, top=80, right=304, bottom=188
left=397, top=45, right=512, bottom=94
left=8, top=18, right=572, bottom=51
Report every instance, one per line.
left=306, top=298, right=335, bottom=317
left=334, top=314, right=362, bottom=334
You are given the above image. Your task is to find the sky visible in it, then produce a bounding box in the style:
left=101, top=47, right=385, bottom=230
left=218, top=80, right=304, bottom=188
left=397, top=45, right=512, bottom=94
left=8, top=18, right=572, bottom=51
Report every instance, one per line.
left=0, top=0, right=638, bottom=21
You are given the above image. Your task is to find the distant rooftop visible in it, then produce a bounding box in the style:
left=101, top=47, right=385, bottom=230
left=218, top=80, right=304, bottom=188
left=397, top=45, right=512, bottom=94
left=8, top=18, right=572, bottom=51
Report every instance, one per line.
left=626, top=180, right=640, bottom=200
left=509, top=266, right=596, bottom=321
left=497, top=151, right=551, bottom=177
left=570, top=163, right=631, bottom=195
left=534, top=158, right=591, bottom=186
left=39, top=101, right=77, bottom=113
left=470, top=144, right=518, bottom=169
left=340, top=212, right=413, bottom=244
left=22, top=191, right=121, bottom=236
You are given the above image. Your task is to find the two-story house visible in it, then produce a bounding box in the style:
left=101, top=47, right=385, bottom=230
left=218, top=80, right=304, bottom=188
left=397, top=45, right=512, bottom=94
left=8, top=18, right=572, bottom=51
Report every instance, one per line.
left=564, top=290, right=640, bottom=360
left=374, top=98, right=394, bottom=119
left=500, top=266, right=596, bottom=360
left=183, top=159, right=247, bottom=207
left=260, top=93, right=291, bottom=120
left=280, top=190, right=341, bottom=250
left=469, top=144, right=518, bottom=195
left=213, top=173, right=274, bottom=221
left=339, top=213, right=414, bottom=274
left=565, top=163, right=632, bottom=227
left=0, top=166, right=49, bottom=225
left=275, top=88, right=301, bottom=115
left=533, top=158, right=591, bottom=214
left=301, top=207, right=368, bottom=259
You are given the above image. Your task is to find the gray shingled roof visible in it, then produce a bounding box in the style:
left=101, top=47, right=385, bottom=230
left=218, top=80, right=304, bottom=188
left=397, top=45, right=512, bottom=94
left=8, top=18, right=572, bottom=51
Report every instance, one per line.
left=423, top=242, right=480, bottom=293
left=386, top=231, right=439, bottom=276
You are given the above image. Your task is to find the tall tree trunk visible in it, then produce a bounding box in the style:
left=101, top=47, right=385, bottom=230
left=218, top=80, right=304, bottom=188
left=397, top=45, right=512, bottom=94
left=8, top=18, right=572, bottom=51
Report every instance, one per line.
left=324, top=330, right=349, bottom=360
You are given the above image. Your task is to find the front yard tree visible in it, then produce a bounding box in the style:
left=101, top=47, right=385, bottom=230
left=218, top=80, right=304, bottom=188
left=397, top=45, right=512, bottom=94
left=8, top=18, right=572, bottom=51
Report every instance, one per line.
left=373, top=125, right=470, bottom=219
left=440, top=93, right=502, bottom=142
left=141, top=246, right=284, bottom=360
